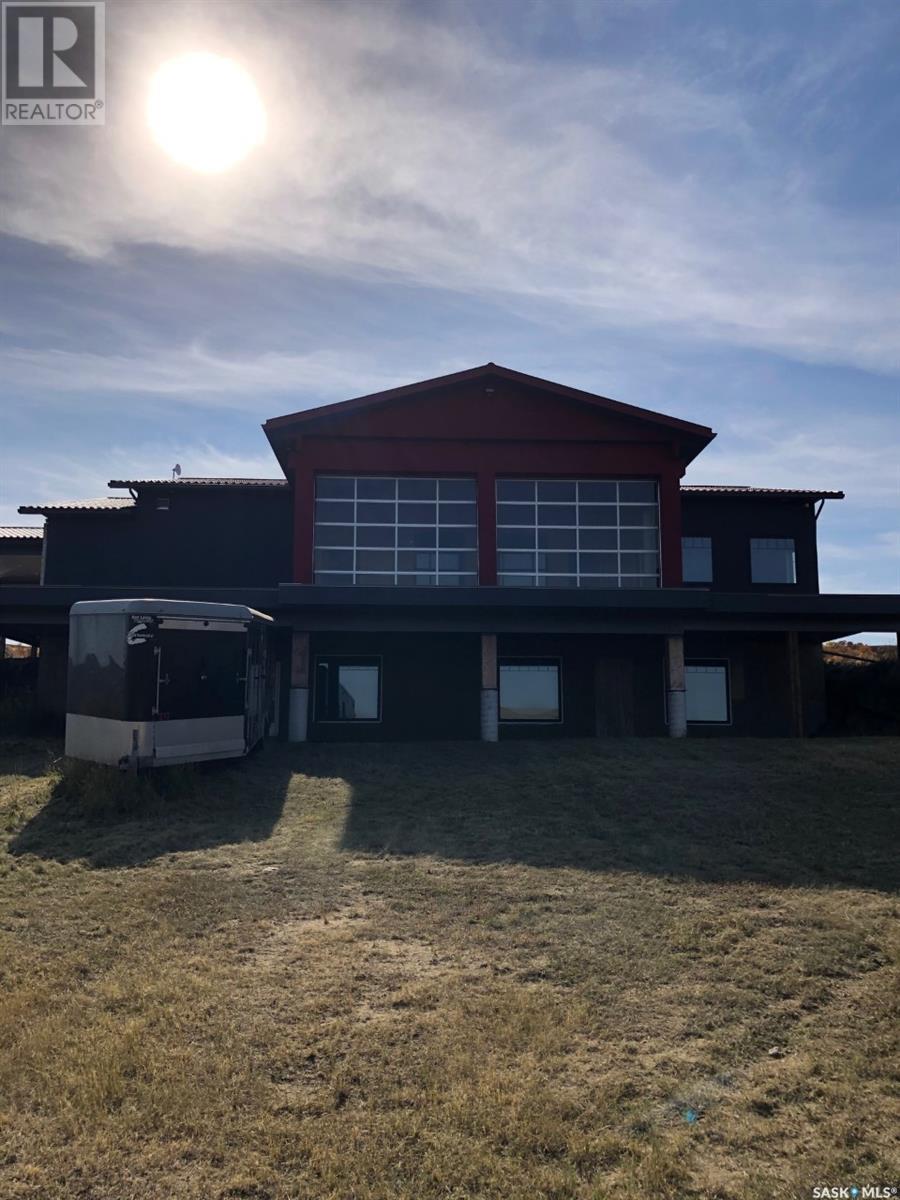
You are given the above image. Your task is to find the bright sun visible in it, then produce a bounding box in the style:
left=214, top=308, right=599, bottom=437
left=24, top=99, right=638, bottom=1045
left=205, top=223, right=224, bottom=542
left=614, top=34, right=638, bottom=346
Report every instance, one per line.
left=147, top=52, right=266, bottom=173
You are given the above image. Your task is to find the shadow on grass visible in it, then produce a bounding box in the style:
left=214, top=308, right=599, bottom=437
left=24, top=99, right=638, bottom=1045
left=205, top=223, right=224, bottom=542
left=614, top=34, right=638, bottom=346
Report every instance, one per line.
left=7, top=742, right=293, bottom=868
left=0, top=737, right=63, bottom=779
left=8, top=738, right=899, bottom=889
left=323, top=738, right=900, bottom=892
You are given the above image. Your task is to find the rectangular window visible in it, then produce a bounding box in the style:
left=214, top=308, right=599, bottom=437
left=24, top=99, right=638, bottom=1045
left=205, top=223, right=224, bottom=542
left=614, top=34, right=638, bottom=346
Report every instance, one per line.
left=499, top=659, right=562, bottom=722
left=314, top=476, right=477, bottom=586
left=750, top=537, right=796, bottom=584
left=496, top=479, right=659, bottom=588
left=314, top=656, right=381, bottom=721
left=682, top=536, right=713, bottom=583
left=685, top=660, right=730, bottom=724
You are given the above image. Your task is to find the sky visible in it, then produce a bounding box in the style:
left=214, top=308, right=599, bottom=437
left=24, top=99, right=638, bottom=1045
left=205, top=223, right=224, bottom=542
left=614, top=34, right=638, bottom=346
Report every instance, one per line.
left=1, top=0, right=898, bottom=634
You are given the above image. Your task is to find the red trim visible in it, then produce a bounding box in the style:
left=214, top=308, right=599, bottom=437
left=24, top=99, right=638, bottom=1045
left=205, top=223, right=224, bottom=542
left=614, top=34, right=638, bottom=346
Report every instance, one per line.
left=264, top=363, right=714, bottom=441
left=658, top=471, right=683, bottom=587
left=477, top=469, right=497, bottom=585
left=291, top=436, right=683, bottom=585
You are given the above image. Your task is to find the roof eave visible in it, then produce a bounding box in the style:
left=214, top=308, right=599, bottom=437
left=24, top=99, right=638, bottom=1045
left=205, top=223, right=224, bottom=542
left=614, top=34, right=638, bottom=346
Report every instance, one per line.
left=107, top=478, right=287, bottom=489
left=682, top=487, right=845, bottom=501
left=18, top=503, right=135, bottom=515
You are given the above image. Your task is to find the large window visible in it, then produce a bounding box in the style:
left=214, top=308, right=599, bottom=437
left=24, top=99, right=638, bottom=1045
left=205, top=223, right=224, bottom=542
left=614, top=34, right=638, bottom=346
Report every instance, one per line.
left=314, top=476, right=478, bottom=586
left=314, top=656, right=381, bottom=721
left=685, top=660, right=730, bottom=724
left=750, top=538, right=796, bottom=584
left=682, top=536, right=713, bottom=583
left=499, top=659, right=562, bottom=722
left=496, top=479, right=659, bottom=588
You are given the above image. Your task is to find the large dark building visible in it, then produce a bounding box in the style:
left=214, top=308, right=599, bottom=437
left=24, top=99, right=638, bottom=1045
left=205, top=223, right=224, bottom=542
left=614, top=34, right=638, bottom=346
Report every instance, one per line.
left=2, top=364, right=898, bottom=740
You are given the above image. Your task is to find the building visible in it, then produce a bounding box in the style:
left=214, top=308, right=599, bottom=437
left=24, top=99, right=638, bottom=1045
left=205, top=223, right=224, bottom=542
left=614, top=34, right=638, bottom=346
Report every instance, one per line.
left=2, top=363, right=898, bottom=740
left=0, top=527, right=42, bottom=586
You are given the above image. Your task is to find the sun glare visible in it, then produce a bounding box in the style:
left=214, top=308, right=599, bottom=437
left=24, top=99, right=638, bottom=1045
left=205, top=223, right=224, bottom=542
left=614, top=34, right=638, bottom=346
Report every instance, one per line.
left=147, top=52, right=266, bottom=173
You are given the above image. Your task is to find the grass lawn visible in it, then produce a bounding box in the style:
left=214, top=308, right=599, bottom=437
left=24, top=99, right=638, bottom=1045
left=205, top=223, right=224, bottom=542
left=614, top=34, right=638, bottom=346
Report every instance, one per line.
left=1, top=737, right=898, bottom=1200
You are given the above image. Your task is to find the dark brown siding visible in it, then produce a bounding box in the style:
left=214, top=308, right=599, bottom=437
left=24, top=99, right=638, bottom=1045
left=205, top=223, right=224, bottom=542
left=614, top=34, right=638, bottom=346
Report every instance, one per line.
left=42, top=489, right=292, bottom=588
left=684, top=632, right=825, bottom=736
left=308, top=632, right=481, bottom=742
left=497, top=633, right=667, bottom=739
left=681, top=495, right=820, bottom=593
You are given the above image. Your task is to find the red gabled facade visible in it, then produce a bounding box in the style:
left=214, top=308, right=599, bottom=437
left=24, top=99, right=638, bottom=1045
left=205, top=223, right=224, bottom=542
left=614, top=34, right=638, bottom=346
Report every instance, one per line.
left=263, top=363, right=715, bottom=589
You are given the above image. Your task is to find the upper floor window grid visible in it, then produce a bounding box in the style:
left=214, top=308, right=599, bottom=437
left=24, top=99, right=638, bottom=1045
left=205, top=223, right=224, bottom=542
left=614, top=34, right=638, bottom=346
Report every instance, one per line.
left=313, top=475, right=478, bottom=586
left=496, top=479, right=659, bottom=588
left=750, top=537, right=796, bottom=584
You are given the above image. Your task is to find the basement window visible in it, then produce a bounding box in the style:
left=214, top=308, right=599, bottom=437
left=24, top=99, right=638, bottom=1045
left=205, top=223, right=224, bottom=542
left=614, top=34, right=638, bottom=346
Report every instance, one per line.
left=682, top=536, right=712, bottom=583
left=750, top=538, right=796, bottom=584
left=314, top=657, right=381, bottom=722
left=685, top=660, right=730, bottom=724
left=499, top=659, right=562, bottom=722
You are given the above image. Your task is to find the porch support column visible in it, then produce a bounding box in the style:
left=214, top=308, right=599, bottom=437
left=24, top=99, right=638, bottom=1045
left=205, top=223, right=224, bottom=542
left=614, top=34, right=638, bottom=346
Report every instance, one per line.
left=666, top=634, right=687, bottom=738
left=787, top=631, right=803, bottom=737
left=288, top=631, right=310, bottom=742
left=480, top=634, right=499, bottom=742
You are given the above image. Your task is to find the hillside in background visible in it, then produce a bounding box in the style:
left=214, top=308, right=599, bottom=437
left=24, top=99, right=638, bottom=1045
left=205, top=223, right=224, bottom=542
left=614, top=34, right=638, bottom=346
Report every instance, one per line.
left=823, top=641, right=899, bottom=735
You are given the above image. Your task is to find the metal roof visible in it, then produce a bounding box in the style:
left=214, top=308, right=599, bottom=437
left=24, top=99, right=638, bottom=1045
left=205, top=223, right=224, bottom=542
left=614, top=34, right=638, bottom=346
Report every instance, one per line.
left=0, top=526, right=43, bottom=539
left=681, top=485, right=844, bottom=500
left=70, top=598, right=273, bottom=621
left=107, top=477, right=287, bottom=489
left=18, top=497, right=136, bottom=514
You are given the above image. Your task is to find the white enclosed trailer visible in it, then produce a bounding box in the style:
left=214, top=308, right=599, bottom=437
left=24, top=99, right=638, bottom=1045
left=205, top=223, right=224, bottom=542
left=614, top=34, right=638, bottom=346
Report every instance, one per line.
left=65, top=599, right=274, bottom=768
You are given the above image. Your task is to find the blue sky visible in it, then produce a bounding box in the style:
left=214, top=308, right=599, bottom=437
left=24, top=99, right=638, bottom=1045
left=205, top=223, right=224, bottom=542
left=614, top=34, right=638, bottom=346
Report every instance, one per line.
left=1, top=0, right=898, bottom=630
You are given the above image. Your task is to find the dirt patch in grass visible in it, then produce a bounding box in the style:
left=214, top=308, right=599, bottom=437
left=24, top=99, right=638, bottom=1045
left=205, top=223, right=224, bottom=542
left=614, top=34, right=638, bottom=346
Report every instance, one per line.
left=0, top=736, right=898, bottom=1199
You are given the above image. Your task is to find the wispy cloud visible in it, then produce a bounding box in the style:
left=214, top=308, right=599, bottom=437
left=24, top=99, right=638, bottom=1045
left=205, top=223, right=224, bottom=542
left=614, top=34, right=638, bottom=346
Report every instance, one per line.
left=1, top=441, right=285, bottom=525
left=1, top=0, right=897, bottom=373
left=817, top=531, right=900, bottom=593
left=686, top=410, right=900, bottom=509
left=0, top=343, right=439, bottom=409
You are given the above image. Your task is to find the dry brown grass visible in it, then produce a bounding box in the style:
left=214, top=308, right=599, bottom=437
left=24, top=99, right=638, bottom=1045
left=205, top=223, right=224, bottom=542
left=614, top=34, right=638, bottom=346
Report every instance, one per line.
left=0, top=736, right=898, bottom=1199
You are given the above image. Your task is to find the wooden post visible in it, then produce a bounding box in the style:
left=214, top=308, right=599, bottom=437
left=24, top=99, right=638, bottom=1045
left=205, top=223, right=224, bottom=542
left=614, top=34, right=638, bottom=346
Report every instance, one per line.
left=480, top=634, right=498, bottom=741
left=288, top=631, right=310, bottom=742
left=666, top=634, right=687, bottom=737
left=787, top=631, right=803, bottom=737
left=290, top=631, right=310, bottom=689
left=481, top=634, right=497, bottom=690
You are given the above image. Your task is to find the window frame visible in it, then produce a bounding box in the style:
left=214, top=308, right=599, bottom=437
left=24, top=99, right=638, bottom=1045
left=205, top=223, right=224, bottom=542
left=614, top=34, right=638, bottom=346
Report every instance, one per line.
left=749, top=537, right=797, bottom=586
left=495, top=478, right=660, bottom=589
left=684, top=658, right=731, bottom=726
left=313, top=654, right=383, bottom=723
left=498, top=656, right=563, bottom=724
left=313, top=475, right=478, bottom=588
left=681, top=535, right=713, bottom=584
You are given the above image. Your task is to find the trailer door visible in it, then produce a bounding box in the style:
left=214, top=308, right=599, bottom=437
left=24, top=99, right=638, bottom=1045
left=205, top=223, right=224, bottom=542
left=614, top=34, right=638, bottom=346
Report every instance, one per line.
left=153, top=621, right=248, bottom=761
